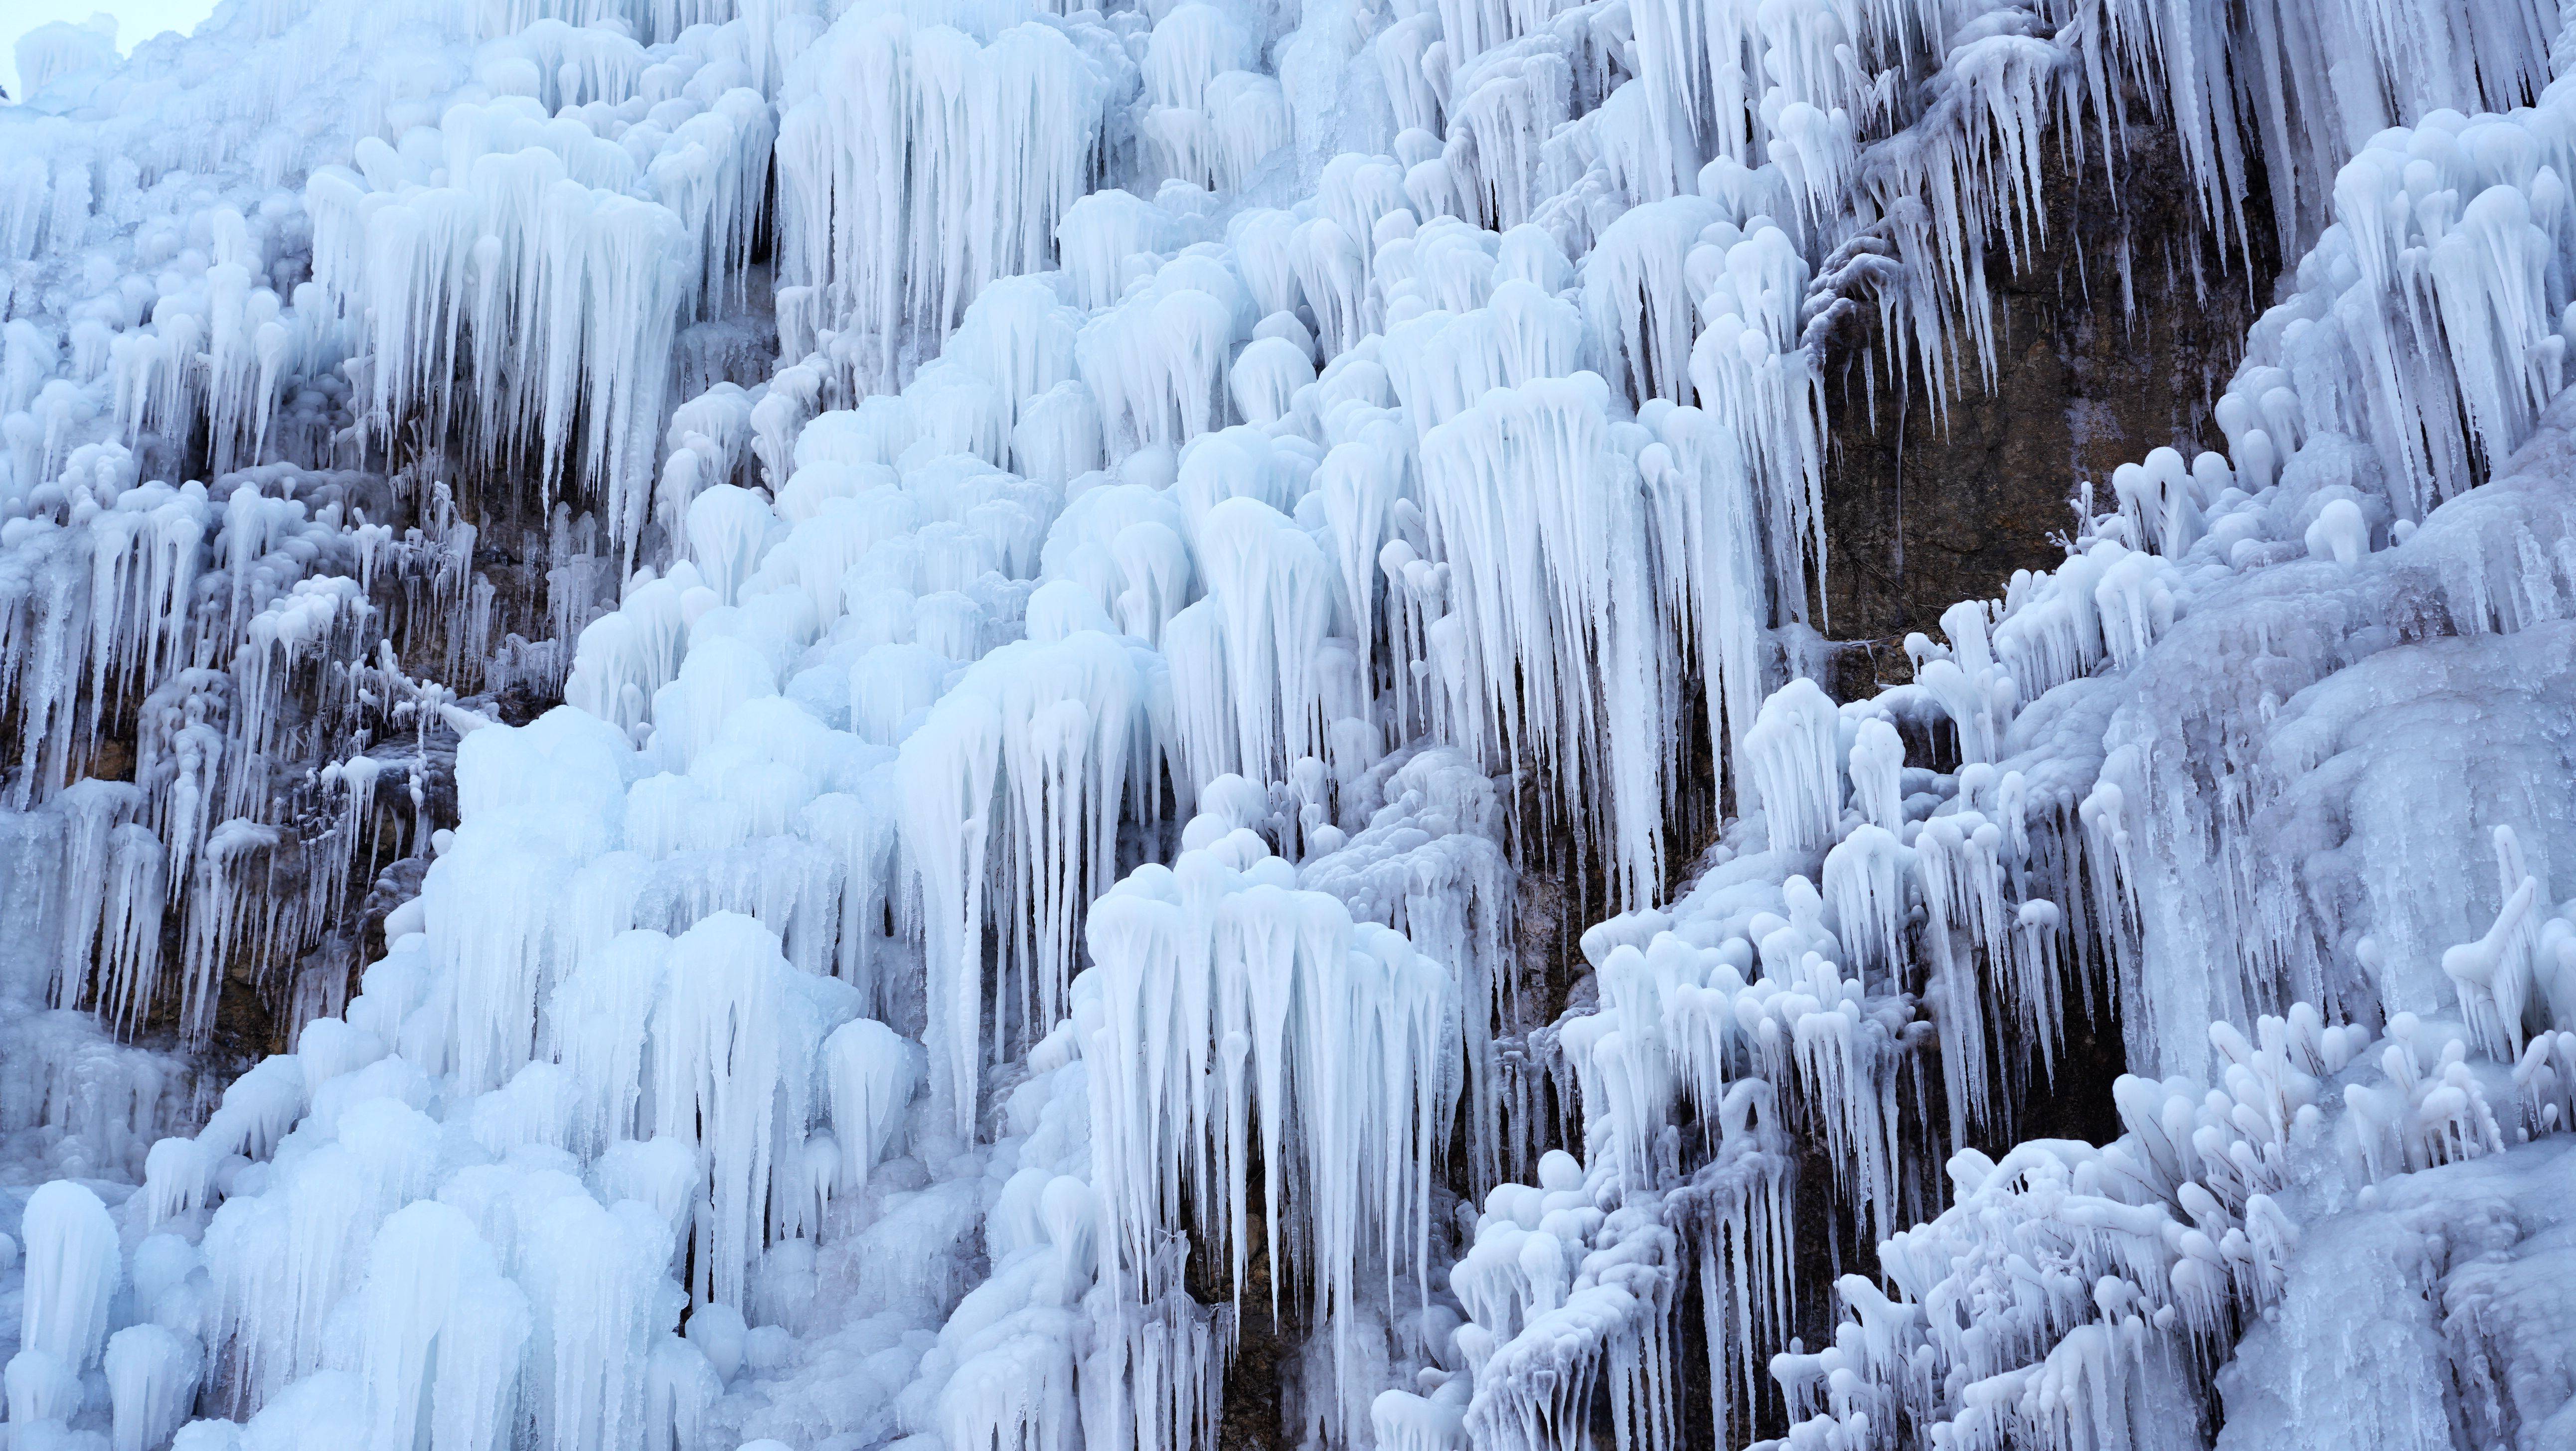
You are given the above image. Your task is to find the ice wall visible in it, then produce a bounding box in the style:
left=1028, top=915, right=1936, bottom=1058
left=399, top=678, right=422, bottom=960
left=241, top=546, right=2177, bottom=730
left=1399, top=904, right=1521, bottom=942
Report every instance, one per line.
left=3, top=0, right=2576, bottom=1446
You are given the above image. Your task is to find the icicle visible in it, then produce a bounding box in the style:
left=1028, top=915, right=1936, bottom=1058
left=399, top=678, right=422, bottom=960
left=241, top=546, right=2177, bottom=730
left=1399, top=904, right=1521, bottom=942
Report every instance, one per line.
left=19, top=1180, right=123, bottom=1370
left=825, top=1017, right=924, bottom=1196
left=1743, top=679, right=1843, bottom=856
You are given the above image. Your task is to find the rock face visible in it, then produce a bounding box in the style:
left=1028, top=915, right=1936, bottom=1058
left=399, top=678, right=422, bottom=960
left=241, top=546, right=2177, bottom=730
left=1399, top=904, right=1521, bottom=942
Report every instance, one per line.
left=1819, top=121, right=2279, bottom=691
left=1774, top=116, right=2267, bottom=1190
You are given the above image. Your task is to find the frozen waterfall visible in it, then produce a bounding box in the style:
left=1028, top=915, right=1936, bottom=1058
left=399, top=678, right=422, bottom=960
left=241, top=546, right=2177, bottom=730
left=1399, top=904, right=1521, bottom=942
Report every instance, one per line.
left=4, top=0, right=2576, bottom=1447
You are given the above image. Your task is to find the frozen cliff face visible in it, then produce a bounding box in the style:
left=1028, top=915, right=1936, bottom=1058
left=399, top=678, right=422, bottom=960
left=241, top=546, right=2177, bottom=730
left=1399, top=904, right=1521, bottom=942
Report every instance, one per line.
left=2, top=0, right=2576, bottom=1447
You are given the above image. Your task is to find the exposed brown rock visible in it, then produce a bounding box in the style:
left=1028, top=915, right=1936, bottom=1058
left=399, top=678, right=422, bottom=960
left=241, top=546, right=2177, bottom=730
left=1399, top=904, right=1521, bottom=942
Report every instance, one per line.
left=1815, top=117, right=2281, bottom=697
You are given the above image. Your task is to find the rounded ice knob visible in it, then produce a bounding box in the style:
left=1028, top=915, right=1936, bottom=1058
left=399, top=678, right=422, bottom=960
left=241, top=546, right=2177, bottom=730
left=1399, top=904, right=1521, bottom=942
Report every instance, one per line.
left=686, top=1303, right=748, bottom=1383
left=2303, top=497, right=2369, bottom=565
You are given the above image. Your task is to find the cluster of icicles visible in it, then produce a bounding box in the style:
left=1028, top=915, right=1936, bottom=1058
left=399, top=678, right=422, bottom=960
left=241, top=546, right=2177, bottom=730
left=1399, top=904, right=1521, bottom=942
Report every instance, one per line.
left=4, top=0, right=2576, bottom=1445
left=0, top=0, right=795, bottom=1177
left=1430, top=58, right=2576, bottom=1451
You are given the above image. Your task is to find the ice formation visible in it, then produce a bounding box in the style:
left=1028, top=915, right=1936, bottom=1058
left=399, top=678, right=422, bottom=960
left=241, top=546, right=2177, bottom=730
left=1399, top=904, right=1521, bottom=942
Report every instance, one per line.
left=6, top=0, right=2576, bottom=1446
